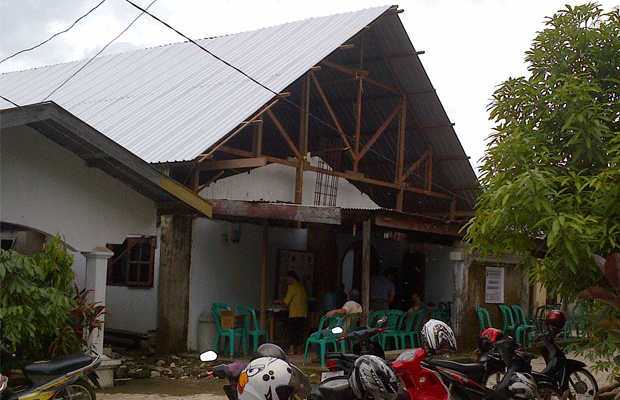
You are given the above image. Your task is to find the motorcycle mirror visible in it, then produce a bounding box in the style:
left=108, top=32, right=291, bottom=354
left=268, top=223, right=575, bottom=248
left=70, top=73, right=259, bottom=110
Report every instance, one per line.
left=331, top=326, right=344, bottom=335
left=200, top=350, right=218, bottom=362
left=378, top=316, right=388, bottom=325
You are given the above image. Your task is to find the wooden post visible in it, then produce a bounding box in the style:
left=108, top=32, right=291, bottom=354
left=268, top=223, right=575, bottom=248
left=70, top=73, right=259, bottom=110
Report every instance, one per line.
left=396, top=95, right=406, bottom=211
left=260, top=218, right=269, bottom=331
left=362, top=219, right=371, bottom=325
left=354, top=32, right=365, bottom=172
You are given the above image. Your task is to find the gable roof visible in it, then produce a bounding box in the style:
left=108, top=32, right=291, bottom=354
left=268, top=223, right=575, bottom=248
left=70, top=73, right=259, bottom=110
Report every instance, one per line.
left=0, top=6, right=392, bottom=164
left=0, top=5, right=480, bottom=216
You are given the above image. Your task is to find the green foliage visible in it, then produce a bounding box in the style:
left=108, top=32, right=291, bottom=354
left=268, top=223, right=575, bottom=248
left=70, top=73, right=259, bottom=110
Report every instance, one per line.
left=466, top=3, right=620, bottom=376
left=466, top=3, right=620, bottom=298
left=0, top=236, right=78, bottom=369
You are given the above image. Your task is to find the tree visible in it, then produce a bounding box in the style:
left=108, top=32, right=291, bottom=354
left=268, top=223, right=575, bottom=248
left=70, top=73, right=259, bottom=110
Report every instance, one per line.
left=466, top=3, right=620, bottom=297
left=466, top=3, right=620, bottom=376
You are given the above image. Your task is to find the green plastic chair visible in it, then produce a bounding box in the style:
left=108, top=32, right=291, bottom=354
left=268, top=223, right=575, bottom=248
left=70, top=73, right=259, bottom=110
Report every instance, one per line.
left=565, top=303, right=586, bottom=338
left=396, top=309, right=425, bottom=349
left=211, top=302, right=246, bottom=358
left=374, top=310, right=405, bottom=350
left=338, top=312, right=361, bottom=353
left=499, top=304, right=517, bottom=335
left=511, top=305, right=535, bottom=346
left=235, top=305, right=269, bottom=355
left=303, top=314, right=341, bottom=367
left=475, top=307, right=496, bottom=333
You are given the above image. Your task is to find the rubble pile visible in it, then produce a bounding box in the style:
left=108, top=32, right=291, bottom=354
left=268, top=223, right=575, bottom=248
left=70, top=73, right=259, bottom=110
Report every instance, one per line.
left=104, top=348, right=207, bottom=381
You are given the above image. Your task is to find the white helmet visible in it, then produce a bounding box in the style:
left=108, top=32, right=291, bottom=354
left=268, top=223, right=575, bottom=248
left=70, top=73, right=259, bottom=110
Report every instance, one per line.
left=237, top=357, right=307, bottom=400
left=421, top=319, right=457, bottom=351
left=508, top=373, right=537, bottom=399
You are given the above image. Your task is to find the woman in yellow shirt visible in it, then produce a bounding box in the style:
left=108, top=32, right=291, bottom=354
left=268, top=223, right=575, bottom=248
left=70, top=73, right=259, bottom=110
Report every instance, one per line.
left=276, top=270, right=308, bottom=355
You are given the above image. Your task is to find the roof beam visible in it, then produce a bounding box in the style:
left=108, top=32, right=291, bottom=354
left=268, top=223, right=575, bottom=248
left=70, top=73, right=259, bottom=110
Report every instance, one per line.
left=208, top=199, right=341, bottom=225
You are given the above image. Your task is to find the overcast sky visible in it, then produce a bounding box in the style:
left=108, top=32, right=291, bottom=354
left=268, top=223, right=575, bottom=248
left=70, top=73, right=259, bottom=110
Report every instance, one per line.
left=1, top=0, right=618, bottom=173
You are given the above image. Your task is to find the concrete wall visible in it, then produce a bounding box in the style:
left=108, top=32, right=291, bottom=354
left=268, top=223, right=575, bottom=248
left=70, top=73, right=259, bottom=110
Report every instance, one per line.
left=187, top=218, right=307, bottom=351
left=1, top=125, right=159, bottom=333
left=424, top=244, right=454, bottom=305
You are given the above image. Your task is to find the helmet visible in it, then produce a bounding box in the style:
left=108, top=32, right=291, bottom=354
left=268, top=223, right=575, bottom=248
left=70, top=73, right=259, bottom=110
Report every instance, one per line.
left=544, top=310, right=566, bottom=332
left=508, top=372, right=537, bottom=398
left=478, top=328, right=504, bottom=354
left=251, top=343, right=288, bottom=361
left=421, top=319, right=457, bottom=351
left=348, top=355, right=399, bottom=400
left=237, top=357, right=298, bottom=400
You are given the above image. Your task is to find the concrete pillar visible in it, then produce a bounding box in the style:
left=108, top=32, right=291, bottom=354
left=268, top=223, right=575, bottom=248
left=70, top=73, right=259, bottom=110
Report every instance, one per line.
left=83, top=247, right=119, bottom=389
left=83, top=247, right=113, bottom=355
left=451, top=244, right=474, bottom=350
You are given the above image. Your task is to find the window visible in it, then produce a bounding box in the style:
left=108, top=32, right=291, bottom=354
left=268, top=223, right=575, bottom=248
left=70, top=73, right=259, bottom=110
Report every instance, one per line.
left=107, top=236, right=156, bottom=287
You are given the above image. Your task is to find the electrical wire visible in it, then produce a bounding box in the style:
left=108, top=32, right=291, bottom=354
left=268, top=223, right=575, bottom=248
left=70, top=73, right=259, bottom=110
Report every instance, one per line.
left=43, top=0, right=158, bottom=101
left=123, top=0, right=477, bottom=207
left=0, top=0, right=107, bottom=65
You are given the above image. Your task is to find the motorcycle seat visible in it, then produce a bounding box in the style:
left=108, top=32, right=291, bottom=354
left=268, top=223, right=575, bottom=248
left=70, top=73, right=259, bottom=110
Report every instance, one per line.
left=326, top=352, right=359, bottom=363
left=423, top=359, right=486, bottom=375
left=310, top=376, right=354, bottom=400
left=24, top=353, right=93, bottom=377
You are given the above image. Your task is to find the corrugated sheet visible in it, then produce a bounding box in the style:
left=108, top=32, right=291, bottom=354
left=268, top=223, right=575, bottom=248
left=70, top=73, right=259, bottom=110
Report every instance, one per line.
left=0, top=6, right=392, bottom=164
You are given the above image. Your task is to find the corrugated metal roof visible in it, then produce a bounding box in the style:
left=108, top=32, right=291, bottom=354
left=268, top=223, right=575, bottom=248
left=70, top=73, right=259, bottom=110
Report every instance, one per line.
left=0, top=6, right=392, bottom=164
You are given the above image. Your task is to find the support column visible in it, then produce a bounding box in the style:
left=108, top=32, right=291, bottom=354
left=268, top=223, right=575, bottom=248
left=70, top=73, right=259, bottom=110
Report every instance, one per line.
left=361, top=219, right=371, bottom=325
left=83, top=247, right=119, bottom=389
left=83, top=246, right=114, bottom=356
left=451, top=243, right=474, bottom=348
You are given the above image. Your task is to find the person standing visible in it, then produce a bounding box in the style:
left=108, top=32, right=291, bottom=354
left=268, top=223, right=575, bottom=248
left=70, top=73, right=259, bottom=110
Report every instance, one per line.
left=275, top=270, right=308, bottom=355
left=369, top=268, right=396, bottom=313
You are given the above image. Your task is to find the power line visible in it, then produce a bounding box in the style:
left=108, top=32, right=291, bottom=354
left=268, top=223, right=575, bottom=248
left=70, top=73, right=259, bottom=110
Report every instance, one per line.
left=123, top=0, right=476, bottom=207
left=43, top=0, right=158, bottom=101
left=0, top=0, right=107, bottom=65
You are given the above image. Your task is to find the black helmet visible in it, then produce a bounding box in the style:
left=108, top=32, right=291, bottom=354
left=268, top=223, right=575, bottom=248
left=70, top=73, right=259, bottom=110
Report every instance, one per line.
left=478, top=328, right=504, bottom=354
left=348, top=355, right=399, bottom=400
left=251, top=343, right=288, bottom=361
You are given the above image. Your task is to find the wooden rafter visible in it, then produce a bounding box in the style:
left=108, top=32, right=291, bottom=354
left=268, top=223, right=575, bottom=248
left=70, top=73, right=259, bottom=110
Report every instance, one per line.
left=265, top=108, right=302, bottom=159
left=357, top=102, right=402, bottom=161
left=309, top=71, right=355, bottom=161
left=320, top=59, right=399, bottom=94
left=199, top=98, right=279, bottom=161
left=402, top=148, right=430, bottom=182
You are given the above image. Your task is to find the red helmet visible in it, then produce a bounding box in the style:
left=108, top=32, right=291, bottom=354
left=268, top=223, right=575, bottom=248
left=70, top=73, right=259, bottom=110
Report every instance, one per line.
left=545, top=310, right=566, bottom=331
left=478, top=328, right=503, bottom=354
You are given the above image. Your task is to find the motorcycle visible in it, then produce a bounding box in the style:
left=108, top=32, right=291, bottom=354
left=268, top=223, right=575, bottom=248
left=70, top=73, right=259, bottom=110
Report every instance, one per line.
left=485, top=311, right=598, bottom=400
left=391, top=321, right=561, bottom=400
left=0, top=323, right=101, bottom=400
left=199, top=345, right=311, bottom=400
left=323, top=316, right=388, bottom=377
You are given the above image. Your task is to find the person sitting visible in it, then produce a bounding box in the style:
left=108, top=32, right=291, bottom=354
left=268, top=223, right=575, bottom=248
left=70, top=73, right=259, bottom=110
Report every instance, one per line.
left=406, top=292, right=435, bottom=318
left=309, top=288, right=362, bottom=362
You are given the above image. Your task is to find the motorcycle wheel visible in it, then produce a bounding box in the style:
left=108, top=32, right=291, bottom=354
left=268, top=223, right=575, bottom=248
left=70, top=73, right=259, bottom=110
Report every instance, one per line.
left=537, top=381, right=562, bottom=400
left=483, top=371, right=505, bottom=390
left=566, top=368, right=597, bottom=400
left=51, top=379, right=96, bottom=400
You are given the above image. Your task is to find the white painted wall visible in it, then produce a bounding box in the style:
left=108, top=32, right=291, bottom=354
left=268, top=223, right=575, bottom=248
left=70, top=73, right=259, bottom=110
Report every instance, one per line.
left=424, top=244, right=454, bottom=305
left=200, top=155, right=379, bottom=209
left=1, top=125, right=159, bottom=333
left=187, top=218, right=307, bottom=351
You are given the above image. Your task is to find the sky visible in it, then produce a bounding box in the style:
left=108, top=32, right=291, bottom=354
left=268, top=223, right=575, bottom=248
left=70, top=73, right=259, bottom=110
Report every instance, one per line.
left=1, top=0, right=619, bottom=173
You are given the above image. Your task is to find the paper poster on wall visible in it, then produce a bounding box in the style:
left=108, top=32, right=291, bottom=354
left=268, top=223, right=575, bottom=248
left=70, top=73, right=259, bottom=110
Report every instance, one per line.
left=485, top=266, right=504, bottom=304
left=277, top=250, right=315, bottom=299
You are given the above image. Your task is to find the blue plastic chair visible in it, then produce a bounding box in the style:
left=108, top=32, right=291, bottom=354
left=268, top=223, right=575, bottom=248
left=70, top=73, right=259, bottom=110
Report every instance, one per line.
left=212, top=302, right=246, bottom=358
left=235, top=305, right=269, bottom=355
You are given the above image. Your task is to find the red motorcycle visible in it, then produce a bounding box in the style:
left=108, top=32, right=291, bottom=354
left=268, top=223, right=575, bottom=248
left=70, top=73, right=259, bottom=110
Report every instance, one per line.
left=391, top=320, right=561, bottom=400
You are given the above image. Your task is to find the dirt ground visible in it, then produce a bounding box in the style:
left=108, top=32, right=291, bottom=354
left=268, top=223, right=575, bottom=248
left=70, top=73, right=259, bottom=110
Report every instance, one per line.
left=95, top=350, right=614, bottom=400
